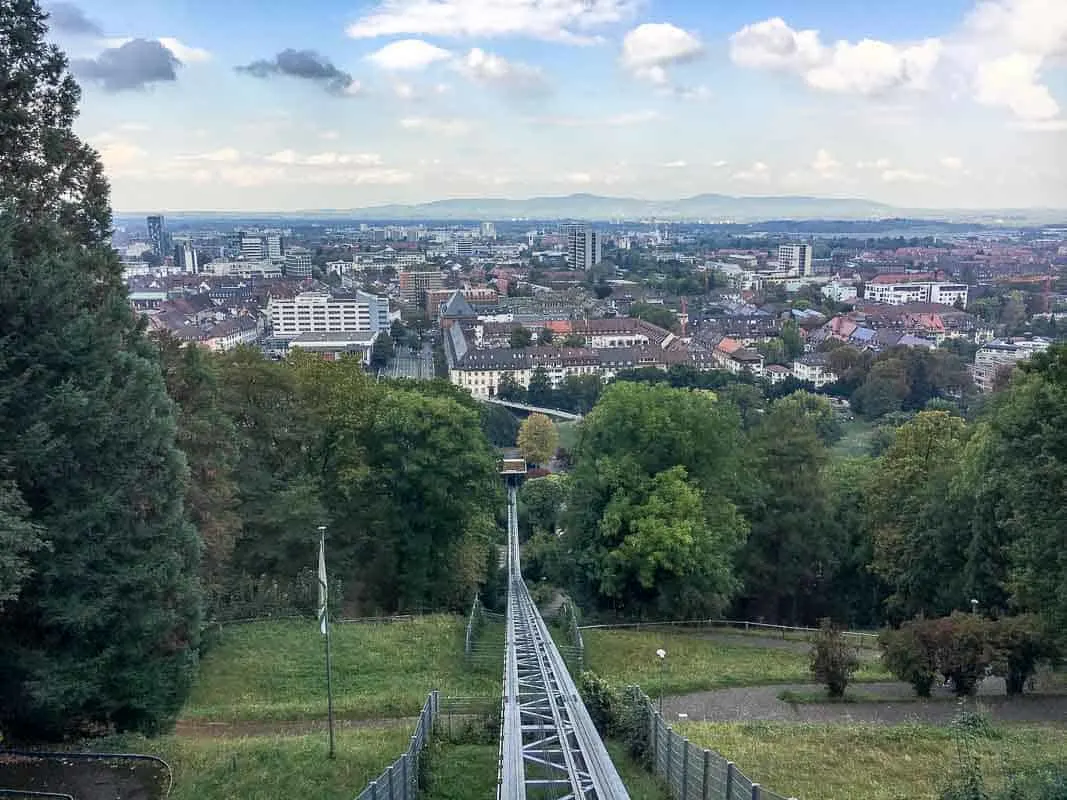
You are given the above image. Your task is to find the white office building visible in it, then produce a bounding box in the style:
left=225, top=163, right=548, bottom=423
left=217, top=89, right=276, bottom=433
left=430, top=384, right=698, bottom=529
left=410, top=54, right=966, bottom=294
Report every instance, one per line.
left=285, top=251, right=313, bottom=279
left=480, top=222, right=497, bottom=239
left=268, top=291, right=390, bottom=339
left=778, top=243, right=813, bottom=277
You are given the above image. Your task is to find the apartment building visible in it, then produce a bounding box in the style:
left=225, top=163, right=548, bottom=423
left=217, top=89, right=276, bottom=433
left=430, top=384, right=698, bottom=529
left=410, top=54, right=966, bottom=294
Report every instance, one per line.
left=778, top=243, right=813, bottom=277
left=564, top=226, right=602, bottom=270
left=973, top=337, right=1051, bottom=392
left=864, top=276, right=969, bottom=307
left=268, top=290, right=389, bottom=339
left=399, top=269, right=444, bottom=306
left=284, top=250, right=313, bottom=279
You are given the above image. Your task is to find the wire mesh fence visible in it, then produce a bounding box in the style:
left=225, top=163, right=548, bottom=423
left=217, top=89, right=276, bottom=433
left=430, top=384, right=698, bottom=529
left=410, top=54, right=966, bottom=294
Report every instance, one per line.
left=463, top=595, right=506, bottom=672
left=557, top=600, right=585, bottom=673
left=355, top=691, right=438, bottom=800
left=646, top=697, right=796, bottom=800
left=581, top=618, right=878, bottom=650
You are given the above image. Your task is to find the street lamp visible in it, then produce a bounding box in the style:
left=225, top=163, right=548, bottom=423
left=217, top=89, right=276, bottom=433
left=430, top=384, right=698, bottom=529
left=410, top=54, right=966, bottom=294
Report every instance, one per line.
left=656, top=649, right=667, bottom=715
left=971, top=598, right=979, bottom=615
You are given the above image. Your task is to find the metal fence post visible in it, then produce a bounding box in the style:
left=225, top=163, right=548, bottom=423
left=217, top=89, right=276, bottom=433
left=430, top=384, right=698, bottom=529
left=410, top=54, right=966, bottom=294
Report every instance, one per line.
left=402, top=753, right=410, bottom=800
left=650, top=706, right=658, bottom=775
left=701, top=749, right=711, bottom=800
left=751, top=784, right=761, bottom=800
left=386, top=764, right=395, bottom=800
left=681, top=740, right=690, bottom=800
left=666, top=728, right=674, bottom=792
left=726, top=762, right=735, bottom=799
left=370, top=780, right=379, bottom=800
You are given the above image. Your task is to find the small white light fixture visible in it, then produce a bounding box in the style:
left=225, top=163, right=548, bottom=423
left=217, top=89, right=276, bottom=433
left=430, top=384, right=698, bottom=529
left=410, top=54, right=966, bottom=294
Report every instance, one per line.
left=656, top=648, right=666, bottom=659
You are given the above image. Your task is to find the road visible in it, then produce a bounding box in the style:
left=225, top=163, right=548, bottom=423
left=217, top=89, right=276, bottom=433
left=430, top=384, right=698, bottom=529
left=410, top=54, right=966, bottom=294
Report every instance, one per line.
left=389, top=343, right=434, bottom=380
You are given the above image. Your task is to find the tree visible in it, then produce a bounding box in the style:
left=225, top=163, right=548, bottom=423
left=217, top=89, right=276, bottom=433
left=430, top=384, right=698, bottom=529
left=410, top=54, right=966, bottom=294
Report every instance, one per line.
left=0, top=4, right=200, bottom=741
left=518, top=413, right=559, bottom=466
left=781, top=319, right=804, bottom=360
left=496, top=373, right=527, bottom=403
left=510, top=325, right=533, bottom=349
left=518, top=475, right=567, bottom=540
left=564, top=382, right=747, bottom=616
left=155, top=336, right=240, bottom=605
left=370, top=331, right=394, bottom=369
left=561, top=333, right=586, bottom=348
left=868, top=412, right=970, bottom=621
left=0, top=0, right=110, bottom=251
left=810, top=619, right=860, bottom=698
left=629, top=302, right=677, bottom=331
left=527, top=367, right=553, bottom=407
left=538, top=327, right=555, bottom=346
left=0, top=473, right=43, bottom=608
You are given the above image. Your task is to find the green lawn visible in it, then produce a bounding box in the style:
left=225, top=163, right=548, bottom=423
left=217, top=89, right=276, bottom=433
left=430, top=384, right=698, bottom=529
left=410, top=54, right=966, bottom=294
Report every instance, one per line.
left=677, top=722, right=1067, bottom=800
left=186, top=617, right=500, bottom=722
left=833, top=416, right=876, bottom=457
left=583, top=628, right=889, bottom=696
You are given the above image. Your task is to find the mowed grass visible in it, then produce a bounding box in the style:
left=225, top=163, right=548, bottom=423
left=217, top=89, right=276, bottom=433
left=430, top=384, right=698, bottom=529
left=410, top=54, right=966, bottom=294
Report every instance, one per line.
left=186, top=617, right=501, bottom=722
left=583, top=628, right=889, bottom=696
left=833, top=416, right=876, bottom=457
left=88, top=727, right=410, bottom=800
left=677, top=722, right=1067, bottom=800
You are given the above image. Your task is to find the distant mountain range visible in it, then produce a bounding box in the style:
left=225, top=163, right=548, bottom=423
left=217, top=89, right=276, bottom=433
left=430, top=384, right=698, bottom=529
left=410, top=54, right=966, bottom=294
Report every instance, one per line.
left=121, top=193, right=1067, bottom=225
left=330, top=193, right=896, bottom=222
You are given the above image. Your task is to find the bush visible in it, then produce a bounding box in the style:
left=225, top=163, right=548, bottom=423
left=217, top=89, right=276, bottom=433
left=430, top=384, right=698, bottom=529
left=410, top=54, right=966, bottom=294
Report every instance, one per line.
left=996, top=765, right=1067, bottom=800
left=578, top=671, right=617, bottom=736
left=614, top=685, right=651, bottom=764
left=989, top=614, right=1060, bottom=697
left=933, top=613, right=995, bottom=697
left=810, top=618, right=860, bottom=698
left=881, top=621, right=939, bottom=697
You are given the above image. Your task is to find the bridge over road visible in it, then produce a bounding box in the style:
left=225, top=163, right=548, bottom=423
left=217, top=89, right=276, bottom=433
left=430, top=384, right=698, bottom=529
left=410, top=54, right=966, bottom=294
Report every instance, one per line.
left=479, top=397, right=582, bottom=422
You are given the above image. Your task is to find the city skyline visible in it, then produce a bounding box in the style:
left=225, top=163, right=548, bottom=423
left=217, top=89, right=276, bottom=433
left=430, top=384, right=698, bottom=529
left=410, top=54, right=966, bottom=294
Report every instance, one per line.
left=49, top=0, right=1067, bottom=212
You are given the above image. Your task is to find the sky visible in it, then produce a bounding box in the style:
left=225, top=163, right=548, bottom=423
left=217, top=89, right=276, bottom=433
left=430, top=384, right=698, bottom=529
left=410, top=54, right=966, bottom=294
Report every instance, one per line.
left=45, top=0, right=1067, bottom=212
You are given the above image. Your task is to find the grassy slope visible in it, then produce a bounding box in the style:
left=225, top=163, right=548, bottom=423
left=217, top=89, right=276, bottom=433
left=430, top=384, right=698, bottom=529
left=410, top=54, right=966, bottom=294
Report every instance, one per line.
left=677, top=722, right=1067, bottom=800
left=583, top=629, right=889, bottom=695
left=833, top=417, right=876, bottom=457
left=186, top=617, right=500, bottom=722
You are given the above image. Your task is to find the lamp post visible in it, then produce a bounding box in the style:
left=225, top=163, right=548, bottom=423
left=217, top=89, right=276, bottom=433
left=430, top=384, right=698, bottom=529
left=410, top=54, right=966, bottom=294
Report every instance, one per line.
left=656, top=648, right=667, bottom=715
left=971, top=598, right=979, bottom=616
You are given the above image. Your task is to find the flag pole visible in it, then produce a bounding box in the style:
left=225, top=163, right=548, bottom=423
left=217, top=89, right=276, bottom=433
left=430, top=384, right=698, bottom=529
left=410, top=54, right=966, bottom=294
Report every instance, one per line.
left=319, top=525, right=336, bottom=759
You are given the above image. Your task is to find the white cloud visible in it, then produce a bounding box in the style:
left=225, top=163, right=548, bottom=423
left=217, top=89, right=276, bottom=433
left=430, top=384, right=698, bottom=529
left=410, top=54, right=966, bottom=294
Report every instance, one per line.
left=974, top=53, right=1059, bottom=120
left=857, top=158, right=893, bottom=170
left=102, top=36, right=211, bottom=63
left=399, top=116, right=472, bottom=135
left=882, top=168, right=932, bottom=183
left=455, top=48, right=545, bottom=91
left=729, top=17, right=824, bottom=72
left=964, top=0, right=1067, bottom=60
left=806, top=38, right=941, bottom=94
left=367, top=39, right=453, bottom=70
left=91, top=136, right=147, bottom=170
left=320, top=130, right=340, bottom=140
left=346, top=0, right=637, bottom=44
left=265, top=149, right=298, bottom=165
left=621, top=23, right=703, bottom=85
left=733, top=161, right=771, bottom=182
left=662, top=160, right=687, bottom=168
left=712, top=160, right=729, bottom=168
left=263, top=150, right=383, bottom=166
left=157, top=37, right=211, bottom=63
left=811, top=148, right=841, bottom=176
left=117, top=122, right=151, bottom=133
left=729, top=17, right=940, bottom=95
left=940, top=156, right=965, bottom=170
left=562, top=171, right=594, bottom=184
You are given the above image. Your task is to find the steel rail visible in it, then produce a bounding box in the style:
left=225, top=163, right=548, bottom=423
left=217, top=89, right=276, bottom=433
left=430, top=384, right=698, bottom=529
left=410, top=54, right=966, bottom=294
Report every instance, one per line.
left=497, top=483, right=630, bottom=800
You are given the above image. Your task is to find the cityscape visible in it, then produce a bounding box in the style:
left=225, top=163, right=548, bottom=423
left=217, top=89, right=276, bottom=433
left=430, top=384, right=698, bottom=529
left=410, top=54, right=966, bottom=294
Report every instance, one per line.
left=2, top=1, right=1067, bottom=800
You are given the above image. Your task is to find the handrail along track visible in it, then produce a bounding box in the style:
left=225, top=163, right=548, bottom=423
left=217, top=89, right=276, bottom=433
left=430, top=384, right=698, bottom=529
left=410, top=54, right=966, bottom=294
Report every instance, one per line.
left=497, top=482, right=630, bottom=800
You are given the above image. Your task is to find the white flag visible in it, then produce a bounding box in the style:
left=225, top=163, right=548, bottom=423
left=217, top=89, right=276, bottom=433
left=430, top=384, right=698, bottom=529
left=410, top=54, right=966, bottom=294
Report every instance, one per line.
left=317, top=534, right=328, bottom=636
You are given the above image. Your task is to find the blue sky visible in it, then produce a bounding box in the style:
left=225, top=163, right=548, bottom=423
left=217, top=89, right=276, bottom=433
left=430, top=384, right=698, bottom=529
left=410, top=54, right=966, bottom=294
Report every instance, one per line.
left=49, top=0, right=1067, bottom=212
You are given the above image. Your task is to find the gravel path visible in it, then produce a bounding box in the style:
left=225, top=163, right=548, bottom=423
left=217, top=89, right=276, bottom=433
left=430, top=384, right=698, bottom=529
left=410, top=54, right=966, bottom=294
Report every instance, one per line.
left=663, top=679, right=1067, bottom=726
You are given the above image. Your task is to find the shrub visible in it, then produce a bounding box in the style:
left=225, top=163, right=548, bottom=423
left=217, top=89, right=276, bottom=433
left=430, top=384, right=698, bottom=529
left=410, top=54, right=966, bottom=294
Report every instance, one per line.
left=614, top=685, right=651, bottom=764
left=578, top=670, right=617, bottom=736
left=810, top=618, right=860, bottom=698
left=933, top=613, right=994, bottom=697
left=881, top=621, right=939, bottom=697
left=989, top=614, right=1060, bottom=696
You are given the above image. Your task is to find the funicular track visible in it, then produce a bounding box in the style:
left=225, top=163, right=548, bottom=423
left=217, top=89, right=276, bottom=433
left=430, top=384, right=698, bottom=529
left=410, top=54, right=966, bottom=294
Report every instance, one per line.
left=497, top=483, right=630, bottom=800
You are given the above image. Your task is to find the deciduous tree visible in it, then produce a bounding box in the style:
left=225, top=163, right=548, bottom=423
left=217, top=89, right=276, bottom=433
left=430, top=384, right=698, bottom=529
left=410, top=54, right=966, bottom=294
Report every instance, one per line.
left=518, top=413, right=559, bottom=466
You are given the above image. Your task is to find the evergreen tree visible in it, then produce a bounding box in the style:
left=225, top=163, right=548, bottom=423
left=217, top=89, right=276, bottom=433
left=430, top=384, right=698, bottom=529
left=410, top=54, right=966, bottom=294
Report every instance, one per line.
left=0, top=2, right=200, bottom=741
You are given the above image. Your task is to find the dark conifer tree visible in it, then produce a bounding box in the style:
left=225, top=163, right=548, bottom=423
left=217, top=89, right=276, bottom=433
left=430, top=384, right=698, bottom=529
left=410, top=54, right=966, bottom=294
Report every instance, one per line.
left=0, top=0, right=201, bottom=741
